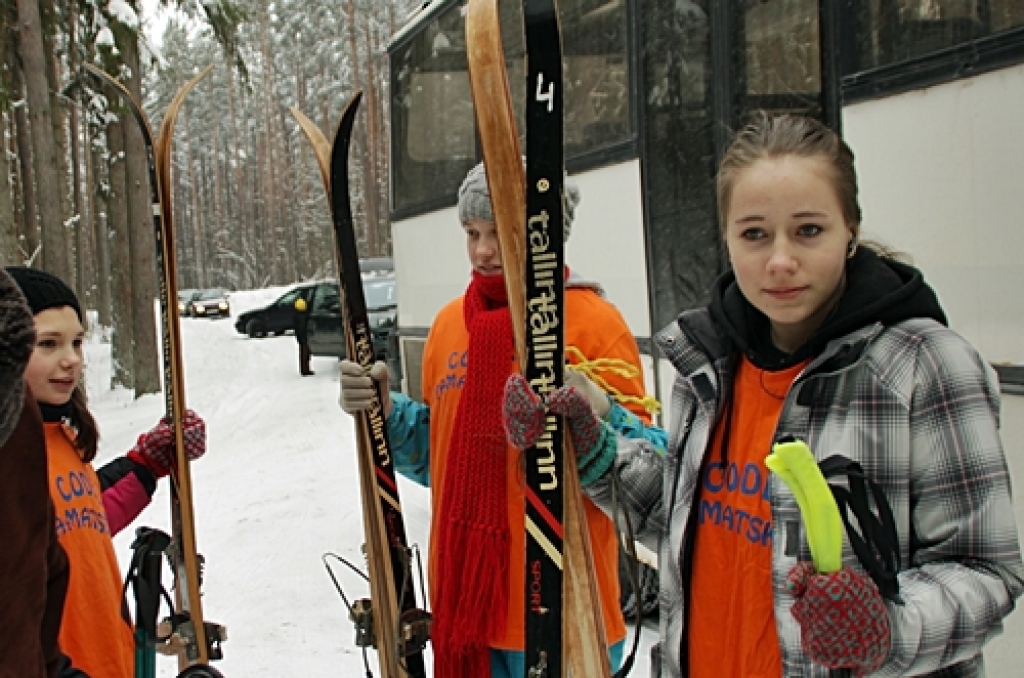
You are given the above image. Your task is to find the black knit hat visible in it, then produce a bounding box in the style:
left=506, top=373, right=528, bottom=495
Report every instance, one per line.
left=4, top=267, right=82, bottom=321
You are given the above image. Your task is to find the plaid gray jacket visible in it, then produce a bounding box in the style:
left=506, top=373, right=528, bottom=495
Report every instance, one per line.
left=587, top=308, right=1024, bottom=677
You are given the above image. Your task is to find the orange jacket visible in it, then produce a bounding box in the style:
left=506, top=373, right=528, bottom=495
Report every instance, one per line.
left=421, top=284, right=648, bottom=651
left=45, top=423, right=134, bottom=678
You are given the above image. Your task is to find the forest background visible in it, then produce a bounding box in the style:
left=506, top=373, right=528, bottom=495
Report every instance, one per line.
left=0, top=0, right=421, bottom=395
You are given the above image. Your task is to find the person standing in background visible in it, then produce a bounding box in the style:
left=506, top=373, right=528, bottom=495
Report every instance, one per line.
left=294, top=293, right=314, bottom=376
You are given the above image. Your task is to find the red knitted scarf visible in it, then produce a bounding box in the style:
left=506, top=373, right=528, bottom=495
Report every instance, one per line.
left=433, top=271, right=513, bottom=677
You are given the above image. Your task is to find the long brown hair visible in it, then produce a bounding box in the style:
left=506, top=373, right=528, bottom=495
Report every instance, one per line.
left=717, top=112, right=862, bottom=234
left=68, top=380, right=99, bottom=462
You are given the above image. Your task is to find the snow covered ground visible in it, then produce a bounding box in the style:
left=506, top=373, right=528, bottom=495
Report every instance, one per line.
left=87, top=288, right=1024, bottom=677
left=90, top=288, right=656, bottom=677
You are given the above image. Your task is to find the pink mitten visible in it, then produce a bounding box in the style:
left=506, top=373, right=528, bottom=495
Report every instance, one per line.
left=127, top=410, right=207, bottom=478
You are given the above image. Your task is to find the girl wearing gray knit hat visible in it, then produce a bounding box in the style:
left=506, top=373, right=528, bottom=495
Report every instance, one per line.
left=457, top=160, right=581, bottom=239
left=455, top=160, right=582, bottom=282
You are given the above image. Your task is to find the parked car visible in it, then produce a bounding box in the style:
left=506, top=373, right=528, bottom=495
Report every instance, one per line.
left=178, top=289, right=199, bottom=316
left=306, top=275, right=397, bottom=360
left=234, top=275, right=398, bottom=360
left=234, top=283, right=317, bottom=338
left=188, top=288, right=231, bottom=318
left=359, top=257, right=393, bottom=276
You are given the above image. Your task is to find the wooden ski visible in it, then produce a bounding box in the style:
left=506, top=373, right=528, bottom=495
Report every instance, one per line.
left=85, top=64, right=226, bottom=676
left=291, top=98, right=429, bottom=678
left=465, top=1, right=613, bottom=676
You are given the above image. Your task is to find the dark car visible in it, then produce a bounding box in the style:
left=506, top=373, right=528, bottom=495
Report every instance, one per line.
left=178, top=289, right=200, bottom=316
left=188, top=288, right=230, bottom=318
left=234, top=283, right=317, bottom=338
left=307, top=275, right=397, bottom=360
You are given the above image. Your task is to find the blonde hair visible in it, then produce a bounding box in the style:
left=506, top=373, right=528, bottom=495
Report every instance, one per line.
left=717, top=112, right=862, bottom=237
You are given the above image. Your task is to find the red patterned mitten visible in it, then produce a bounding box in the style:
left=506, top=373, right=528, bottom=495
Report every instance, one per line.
left=788, top=562, right=891, bottom=676
left=502, top=374, right=547, bottom=449
left=127, top=409, right=207, bottom=478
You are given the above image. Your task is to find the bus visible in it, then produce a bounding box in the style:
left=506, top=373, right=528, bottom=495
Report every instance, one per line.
left=386, top=0, right=1024, bottom=413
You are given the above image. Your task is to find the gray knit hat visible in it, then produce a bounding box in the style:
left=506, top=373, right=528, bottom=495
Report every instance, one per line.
left=457, top=161, right=581, bottom=240
left=0, top=267, right=36, bottom=448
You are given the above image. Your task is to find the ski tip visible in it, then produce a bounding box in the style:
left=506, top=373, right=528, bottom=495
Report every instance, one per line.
left=332, top=92, right=365, bottom=159
left=340, top=91, right=364, bottom=123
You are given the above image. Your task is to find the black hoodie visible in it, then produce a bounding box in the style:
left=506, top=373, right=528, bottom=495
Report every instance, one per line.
left=709, top=247, right=949, bottom=370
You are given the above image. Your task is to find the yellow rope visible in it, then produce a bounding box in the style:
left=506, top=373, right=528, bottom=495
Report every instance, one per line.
left=565, top=345, right=661, bottom=416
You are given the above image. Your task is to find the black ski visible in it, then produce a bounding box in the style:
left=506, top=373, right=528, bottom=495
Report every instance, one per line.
left=466, top=0, right=617, bottom=673
left=522, top=0, right=567, bottom=675
left=523, top=6, right=616, bottom=673
left=84, top=64, right=226, bottom=676
left=328, top=93, right=429, bottom=678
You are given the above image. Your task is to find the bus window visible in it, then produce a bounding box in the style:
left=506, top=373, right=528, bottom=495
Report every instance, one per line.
left=390, top=1, right=477, bottom=217
left=742, top=0, right=822, bottom=115
left=745, top=0, right=815, bottom=109
left=562, top=0, right=632, bottom=157
left=389, top=0, right=635, bottom=219
left=992, top=0, right=1024, bottom=32
left=852, top=0, right=1024, bottom=69
left=640, top=0, right=829, bottom=333
left=487, top=0, right=634, bottom=159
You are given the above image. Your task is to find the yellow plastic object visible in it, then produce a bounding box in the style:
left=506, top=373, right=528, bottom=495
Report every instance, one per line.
left=765, top=439, right=844, bottom=574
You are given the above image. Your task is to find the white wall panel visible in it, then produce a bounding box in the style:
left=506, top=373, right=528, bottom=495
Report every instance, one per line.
left=844, top=64, right=1024, bottom=364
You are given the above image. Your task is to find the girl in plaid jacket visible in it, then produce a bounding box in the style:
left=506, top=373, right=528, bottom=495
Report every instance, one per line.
left=505, top=113, right=1024, bottom=677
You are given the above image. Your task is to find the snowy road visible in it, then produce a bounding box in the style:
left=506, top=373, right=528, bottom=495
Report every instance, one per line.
left=97, top=299, right=437, bottom=676
left=88, top=291, right=1024, bottom=676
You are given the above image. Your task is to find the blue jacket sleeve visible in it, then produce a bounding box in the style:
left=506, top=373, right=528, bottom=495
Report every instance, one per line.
left=387, top=392, right=432, bottom=487
left=569, top=402, right=669, bottom=488
left=606, top=402, right=667, bottom=455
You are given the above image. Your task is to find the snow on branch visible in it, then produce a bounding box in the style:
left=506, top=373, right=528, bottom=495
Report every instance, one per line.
left=106, top=0, right=140, bottom=30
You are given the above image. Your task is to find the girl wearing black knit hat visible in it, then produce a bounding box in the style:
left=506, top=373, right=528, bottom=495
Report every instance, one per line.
left=6, top=266, right=210, bottom=678
left=0, top=267, right=70, bottom=678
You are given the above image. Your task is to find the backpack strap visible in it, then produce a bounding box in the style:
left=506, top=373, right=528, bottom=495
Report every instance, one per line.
left=817, top=455, right=902, bottom=603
